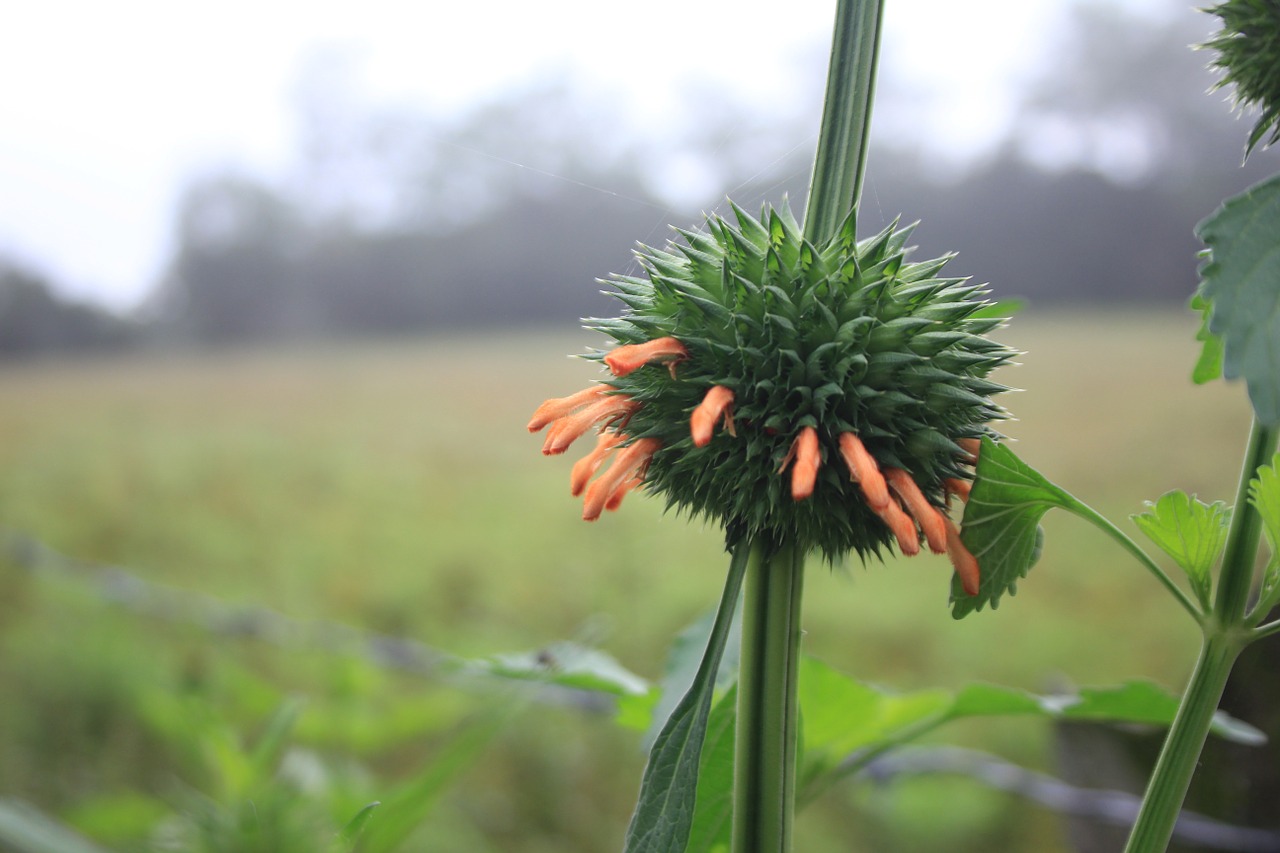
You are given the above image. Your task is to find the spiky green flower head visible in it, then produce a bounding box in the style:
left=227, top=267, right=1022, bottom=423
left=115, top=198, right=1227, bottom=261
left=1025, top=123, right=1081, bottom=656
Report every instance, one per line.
left=528, top=201, right=1016, bottom=589
left=1204, top=0, right=1280, bottom=155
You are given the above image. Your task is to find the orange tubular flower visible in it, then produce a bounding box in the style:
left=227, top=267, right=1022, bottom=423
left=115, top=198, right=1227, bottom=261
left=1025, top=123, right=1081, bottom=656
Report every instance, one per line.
left=884, top=468, right=948, bottom=555
left=943, top=477, right=973, bottom=504
left=582, top=438, right=662, bottom=521
left=604, top=337, right=689, bottom=378
left=873, top=499, right=921, bottom=557
left=837, top=432, right=890, bottom=511
left=943, top=515, right=981, bottom=596
left=570, top=431, right=626, bottom=496
left=779, top=426, right=820, bottom=501
left=526, top=385, right=610, bottom=433
left=541, top=394, right=639, bottom=456
left=690, top=385, right=735, bottom=447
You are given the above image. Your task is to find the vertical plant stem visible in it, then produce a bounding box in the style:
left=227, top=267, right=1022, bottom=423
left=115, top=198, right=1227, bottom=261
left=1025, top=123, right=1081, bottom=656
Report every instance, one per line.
left=803, top=0, right=886, bottom=245
left=1214, top=419, right=1280, bottom=624
left=733, top=541, right=805, bottom=853
left=1123, top=419, right=1278, bottom=853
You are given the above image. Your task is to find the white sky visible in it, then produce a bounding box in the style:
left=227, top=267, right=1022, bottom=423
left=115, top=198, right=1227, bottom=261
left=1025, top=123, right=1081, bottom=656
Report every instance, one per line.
left=0, top=1, right=1114, bottom=310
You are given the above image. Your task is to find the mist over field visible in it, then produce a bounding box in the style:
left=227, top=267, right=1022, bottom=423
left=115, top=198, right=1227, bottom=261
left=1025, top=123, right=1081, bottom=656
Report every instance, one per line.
left=3, top=2, right=1278, bottom=359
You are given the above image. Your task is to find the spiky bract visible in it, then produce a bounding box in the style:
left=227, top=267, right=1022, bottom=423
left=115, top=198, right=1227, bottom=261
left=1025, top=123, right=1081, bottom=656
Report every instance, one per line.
left=588, top=203, right=1015, bottom=561
left=1205, top=0, right=1280, bottom=155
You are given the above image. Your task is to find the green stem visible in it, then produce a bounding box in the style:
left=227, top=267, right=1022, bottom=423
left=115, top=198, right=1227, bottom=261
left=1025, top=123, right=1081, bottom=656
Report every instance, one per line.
left=802, top=0, right=885, bottom=244
left=1064, top=497, right=1204, bottom=623
left=1121, top=634, right=1243, bottom=853
left=1122, top=419, right=1278, bottom=853
left=733, top=541, right=805, bottom=853
left=1215, top=419, right=1279, bottom=624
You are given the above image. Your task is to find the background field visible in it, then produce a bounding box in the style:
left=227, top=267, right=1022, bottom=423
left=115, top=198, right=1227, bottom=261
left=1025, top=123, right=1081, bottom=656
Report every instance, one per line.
left=0, top=308, right=1263, bottom=851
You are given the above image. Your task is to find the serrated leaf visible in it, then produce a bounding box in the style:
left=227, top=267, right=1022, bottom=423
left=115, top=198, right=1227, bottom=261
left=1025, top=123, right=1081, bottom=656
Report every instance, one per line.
left=1190, top=293, right=1224, bottom=384
left=1132, top=491, right=1230, bottom=609
left=1249, top=452, right=1280, bottom=601
left=623, top=545, right=748, bottom=853
left=951, top=439, right=1078, bottom=618
left=1195, top=172, right=1280, bottom=424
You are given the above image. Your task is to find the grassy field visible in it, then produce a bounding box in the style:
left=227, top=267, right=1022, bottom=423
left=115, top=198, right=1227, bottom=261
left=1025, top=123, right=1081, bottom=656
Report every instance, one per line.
left=0, top=309, right=1262, bottom=851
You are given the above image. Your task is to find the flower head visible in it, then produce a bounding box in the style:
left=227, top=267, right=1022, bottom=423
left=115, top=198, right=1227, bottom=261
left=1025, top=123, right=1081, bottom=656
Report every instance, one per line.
left=529, top=202, right=1015, bottom=594
left=1204, top=0, right=1280, bottom=155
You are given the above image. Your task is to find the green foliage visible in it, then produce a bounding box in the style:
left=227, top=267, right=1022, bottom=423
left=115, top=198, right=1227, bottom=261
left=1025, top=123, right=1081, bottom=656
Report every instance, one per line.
left=1195, top=172, right=1280, bottom=424
left=1248, top=451, right=1280, bottom=605
left=1204, top=0, right=1280, bottom=155
left=950, top=439, right=1077, bottom=618
left=622, top=545, right=748, bottom=853
left=1190, top=293, right=1225, bottom=384
left=592, top=203, right=1016, bottom=560
left=1132, top=491, right=1232, bottom=609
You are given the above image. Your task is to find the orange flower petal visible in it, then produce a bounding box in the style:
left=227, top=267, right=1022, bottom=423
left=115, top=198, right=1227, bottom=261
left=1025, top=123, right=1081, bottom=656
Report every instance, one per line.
left=527, top=385, right=610, bottom=432
left=604, top=337, right=688, bottom=378
left=943, top=515, right=981, bottom=596
left=943, top=477, right=972, bottom=503
left=570, top=431, right=625, bottom=496
left=873, top=499, right=920, bottom=557
left=957, top=437, right=981, bottom=465
left=780, top=426, right=820, bottom=501
left=690, top=385, right=735, bottom=447
left=542, top=395, right=638, bottom=456
left=885, top=469, right=947, bottom=555
left=582, top=438, right=661, bottom=521
left=838, top=432, right=890, bottom=511
left=604, top=475, right=643, bottom=511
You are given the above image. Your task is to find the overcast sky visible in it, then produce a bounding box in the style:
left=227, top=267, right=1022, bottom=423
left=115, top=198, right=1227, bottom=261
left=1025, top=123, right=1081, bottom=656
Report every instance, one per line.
left=0, top=0, right=1178, bottom=310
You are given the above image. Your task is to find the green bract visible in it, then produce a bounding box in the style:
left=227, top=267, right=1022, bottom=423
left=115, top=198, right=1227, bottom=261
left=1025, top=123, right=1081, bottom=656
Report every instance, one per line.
left=588, top=202, right=1016, bottom=561
left=1205, top=0, right=1280, bottom=155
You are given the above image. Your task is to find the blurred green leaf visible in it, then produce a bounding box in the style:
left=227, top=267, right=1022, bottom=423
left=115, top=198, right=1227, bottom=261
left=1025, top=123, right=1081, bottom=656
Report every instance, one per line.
left=360, top=711, right=509, bottom=853
left=797, top=661, right=1265, bottom=800
left=1132, top=491, right=1231, bottom=609
left=1190, top=293, right=1225, bottom=384
left=622, top=545, right=748, bottom=853
left=1249, top=452, right=1280, bottom=602
left=0, top=799, right=111, bottom=853
left=1195, top=172, right=1280, bottom=424
left=642, top=602, right=742, bottom=751
left=951, top=438, right=1077, bottom=618
left=478, top=641, right=650, bottom=698
left=335, top=801, right=381, bottom=851
left=250, top=698, right=306, bottom=782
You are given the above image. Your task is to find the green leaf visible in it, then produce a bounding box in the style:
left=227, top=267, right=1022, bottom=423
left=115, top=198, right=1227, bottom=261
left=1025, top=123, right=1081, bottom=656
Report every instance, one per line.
left=1132, top=491, right=1231, bottom=609
left=684, top=687, right=738, bottom=853
left=951, top=439, right=1078, bottom=618
left=642, top=604, right=742, bottom=751
left=477, top=641, right=650, bottom=698
left=796, top=663, right=1265, bottom=801
left=623, top=545, right=749, bottom=853
left=336, top=802, right=381, bottom=851
left=1195, top=172, right=1280, bottom=424
left=1249, top=452, right=1280, bottom=602
left=1190, top=293, right=1224, bottom=384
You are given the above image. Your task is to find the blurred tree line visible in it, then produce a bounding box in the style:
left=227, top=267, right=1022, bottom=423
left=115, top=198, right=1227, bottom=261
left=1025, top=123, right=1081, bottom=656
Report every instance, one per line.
left=2, top=1, right=1278, bottom=356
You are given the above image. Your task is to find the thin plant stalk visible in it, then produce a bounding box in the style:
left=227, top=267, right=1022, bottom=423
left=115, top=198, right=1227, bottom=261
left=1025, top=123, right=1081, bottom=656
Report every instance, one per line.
left=727, top=2, right=885, bottom=852
left=1123, top=419, right=1279, bottom=853
left=803, top=0, right=886, bottom=245
left=733, top=541, right=804, bottom=853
